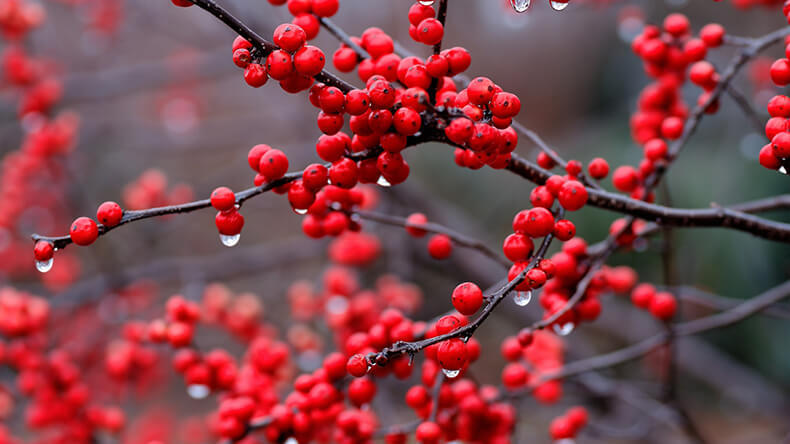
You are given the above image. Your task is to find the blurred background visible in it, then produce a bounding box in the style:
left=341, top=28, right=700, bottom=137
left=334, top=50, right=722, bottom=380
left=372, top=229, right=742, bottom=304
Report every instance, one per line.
left=2, top=0, right=790, bottom=442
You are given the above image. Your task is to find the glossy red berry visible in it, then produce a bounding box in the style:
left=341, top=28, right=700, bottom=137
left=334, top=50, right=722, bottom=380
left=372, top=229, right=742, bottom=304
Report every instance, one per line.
left=451, top=282, right=483, bottom=316
left=34, top=241, right=54, bottom=261
left=293, top=45, right=325, bottom=76
left=70, top=217, right=99, bottom=246
left=415, top=18, right=443, bottom=46
left=243, top=63, right=268, bottom=87
left=700, top=23, right=725, bottom=47
left=273, top=23, right=307, bottom=52
left=415, top=422, right=441, bottom=444
left=268, top=50, right=296, bottom=82
left=587, top=158, right=609, bottom=179
left=553, top=219, right=576, bottom=241
left=558, top=181, right=588, bottom=211
left=96, top=201, right=123, bottom=227
left=502, top=233, right=534, bottom=262
left=467, top=77, right=496, bottom=106
left=232, top=48, right=251, bottom=68
left=501, top=362, right=528, bottom=390
left=210, top=187, right=236, bottom=211
left=771, top=59, right=790, bottom=86
left=346, top=354, right=368, bottom=377
left=649, top=291, right=677, bottom=320
left=427, top=234, right=452, bottom=259
left=259, top=149, right=289, bottom=181
left=215, top=209, right=245, bottom=235
left=436, top=338, right=467, bottom=371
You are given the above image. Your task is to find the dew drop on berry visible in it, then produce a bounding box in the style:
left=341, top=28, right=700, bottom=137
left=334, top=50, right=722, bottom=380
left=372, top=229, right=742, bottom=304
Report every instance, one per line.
left=510, top=0, right=530, bottom=12
left=552, top=322, right=575, bottom=336
left=418, top=0, right=435, bottom=5
left=187, top=384, right=210, bottom=399
left=549, top=0, right=569, bottom=11
left=294, top=208, right=308, bottom=215
left=219, top=233, right=241, bottom=247
left=376, top=176, right=391, bottom=187
left=284, top=438, right=299, bottom=444
left=780, top=165, right=788, bottom=175
left=442, top=368, right=460, bottom=378
left=513, top=290, right=532, bottom=307
left=35, top=258, right=53, bottom=273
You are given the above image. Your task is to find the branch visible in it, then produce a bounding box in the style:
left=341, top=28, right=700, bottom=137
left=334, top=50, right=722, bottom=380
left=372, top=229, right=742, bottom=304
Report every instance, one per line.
left=368, top=209, right=563, bottom=364
left=188, top=0, right=356, bottom=93
left=511, top=121, right=603, bottom=190
left=318, top=17, right=370, bottom=59
left=546, top=280, right=790, bottom=381
left=505, top=153, right=790, bottom=243
left=348, top=207, right=510, bottom=268
left=433, top=0, right=448, bottom=56
left=725, top=84, right=765, bottom=136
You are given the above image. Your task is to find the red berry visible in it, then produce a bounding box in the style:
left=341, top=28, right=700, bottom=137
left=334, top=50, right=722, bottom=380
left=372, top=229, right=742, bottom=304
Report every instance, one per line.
left=451, top=282, right=483, bottom=316
left=232, top=48, right=251, bottom=68
left=34, top=241, right=54, bottom=261
left=415, top=422, right=441, bottom=444
left=436, top=338, right=467, bottom=371
left=502, top=233, right=534, bottom=262
left=266, top=50, right=294, bottom=80
left=259, top=149, right=289, bottom=181
left=612, top=166, right=639, bottom=192
left=210, top=187, right=236, bottom=211
left=215, top=209, right=245, bottom=235
left=427, top=234, right=452, bottom=259
left=502, top=362, right=528, bottom=390
left=273, top=23, right=307, bottom=52
left=649, top=291, right=677, bottom=320
left=346, top=354, right=368, bottom=377
left=70, top=217, right=99, bottom=246
left=408, top=3, right=435, bottom=26
left=553, top=219, right=575, bottom=241
left=294, top=45, right=326, bottom=76
left=772, top=131, right=790, bottom=158
left=405, top=213, right=428, bottom=237
left=248, top=144, right=271, bottom=172
left=700, top=23, right=725, bottom=47
left=587, top=157, right=609, bottom=179
left=96, top=201, right=123, bottom=227
left=415, top=18, right=443, bottom=46
left=243, top=63, right=268, bottom=87
left=467, top=77, right=496, bottom=106
left=771, top=58, right=790, bottom=86
left=558, top=181, right=588, bottom=211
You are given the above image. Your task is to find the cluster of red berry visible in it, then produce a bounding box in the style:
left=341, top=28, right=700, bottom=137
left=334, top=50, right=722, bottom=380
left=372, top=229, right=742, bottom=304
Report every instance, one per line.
left=760, top=2, right=790, bottom=171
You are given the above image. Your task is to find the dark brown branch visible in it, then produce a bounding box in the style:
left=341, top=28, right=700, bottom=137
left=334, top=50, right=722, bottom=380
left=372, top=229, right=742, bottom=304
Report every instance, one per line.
left=368, top=209, right=563, bottom=364
left=188, top=0, right=356, bottom=93
left=505, top=153, right=790, bottom=243
left=546, top=279, right=790, bottom=381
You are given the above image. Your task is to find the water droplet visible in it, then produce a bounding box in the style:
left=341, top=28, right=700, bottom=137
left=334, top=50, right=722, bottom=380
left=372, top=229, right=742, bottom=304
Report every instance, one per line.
left=549, top=0, right=569, bottom=10
left=780, top=165, right=788, bottom=175
left=219, top=233, right=240, bottom=247
left=284, top=438, right=299, bottom=444
left=513, top=291, right=532, bottom=307
left=510, top=0, right=530, bottom=12
left=442, top=368, right=460, bottom=378
left=35, top=258, right=53, bottom=273
left=294, top=208, right=308, bottom=215
left=376, top=176, right=391, bottom=187
left=418, top=0, right=435, bottom=5
left=187, top=384, right=210, bottom=399
left=552, top=322, right=575, bottom=336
